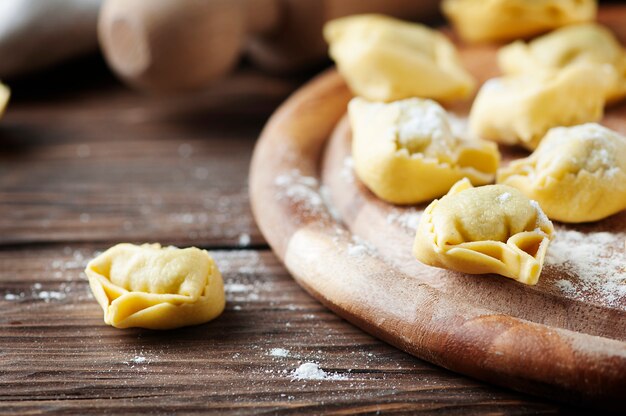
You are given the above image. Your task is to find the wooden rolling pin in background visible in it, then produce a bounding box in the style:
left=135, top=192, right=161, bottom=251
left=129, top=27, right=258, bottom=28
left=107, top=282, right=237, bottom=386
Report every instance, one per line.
left=98, top=0, right=440, bottom=93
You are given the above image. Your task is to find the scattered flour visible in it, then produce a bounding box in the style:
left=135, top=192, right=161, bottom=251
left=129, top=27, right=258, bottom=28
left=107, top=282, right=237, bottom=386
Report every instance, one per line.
left=131, top=355, right=147, bottom=364
left=238, top=233, right=251, bottom=247
left=275, top=169, right=326, bottom=216
left=530, top=200, right=551, bottom=228
left=269, top=348, right=290, bottom=358
left=123, top=353, right=154, bottom=368
left=347, top=235, right=377, bottom=258
left=340, top=157, right=355, bottom=183
left=386, top=208, right=422, bottom=232
left=291, top=362, right=347, bottom=381
left=320, top=185, right=342, bottom=222
left=3, top=283, right=73, bottom=303
left=497, top=192, right=511, bottom=204
left=34, top=291, right=66, bottom=302
left=224, top=283, right=249, bottom=293
left=546, top=229, right=625, bottom=307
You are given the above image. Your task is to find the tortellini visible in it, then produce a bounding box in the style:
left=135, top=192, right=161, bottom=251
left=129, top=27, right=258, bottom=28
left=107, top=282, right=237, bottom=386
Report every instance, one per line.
left=86, top=243, right=225, bottom=330
left=349, top=97, right=500, bottom=204
left=498, top=123, right=626, bottom=223
left=0, top=82, right=9, bottom=117
left=469, top=64, right=607, bottom=150
left=324, top=14, right=475, bottom=102
left=442, top=0, right=597, bottom=43
left=413, top=179, right=554, bottom=285
left=498, top=23, right=626, bottom=103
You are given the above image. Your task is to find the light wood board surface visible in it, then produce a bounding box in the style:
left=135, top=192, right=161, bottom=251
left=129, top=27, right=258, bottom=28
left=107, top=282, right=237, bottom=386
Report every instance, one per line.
left=250, top=6, right=626, bottom=410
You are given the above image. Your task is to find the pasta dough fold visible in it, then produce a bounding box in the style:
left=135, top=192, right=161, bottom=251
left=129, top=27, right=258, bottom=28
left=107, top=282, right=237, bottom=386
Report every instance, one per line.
left=498, top=23, right=626, bottom=103
left=413, top=179, right=554, bottom=285
left=442, top=0, right=597, bottom=43
left=86, top=243, right=225, bottom=329
left=498, top=123, right=626, bottom=223
left=324, top=14, right=475, bottom=102
left=469, top=64, right=607, bottom=149
left=350, top=97, right=500, bottom=204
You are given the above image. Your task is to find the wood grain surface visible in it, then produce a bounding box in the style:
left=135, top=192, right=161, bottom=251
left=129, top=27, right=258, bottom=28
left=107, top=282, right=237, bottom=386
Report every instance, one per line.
left=0, top=55, right=606, bottom=414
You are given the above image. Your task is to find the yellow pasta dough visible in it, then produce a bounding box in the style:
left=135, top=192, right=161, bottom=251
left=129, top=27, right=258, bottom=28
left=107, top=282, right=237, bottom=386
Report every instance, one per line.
left=498, top=123, right=626, bottom=223
left=324, top=14, right=475, bottom=102
left=86, top=243, right=225, bottom=330
left=442, top=0, right=597, bottom=43
left=0, top=82, right=9, bottom=117
left=498, top=23, right=626, bottom=103
left=413, top=179, right=554, bottom=285
left=349, top=97, right=500, bottom=204
left=469, top=64, right=607, bottom=150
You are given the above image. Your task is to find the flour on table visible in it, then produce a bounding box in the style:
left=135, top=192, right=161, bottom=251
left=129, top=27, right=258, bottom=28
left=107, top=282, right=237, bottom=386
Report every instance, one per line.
left=238, top=233, right=251, bottom=247
left=269, top=348, right=290, bottom=358
left=291, top=362, right=347, bottom=381
left=546, top=229, right=625, bottom=307
left=3, top=282, right=75, bottom=302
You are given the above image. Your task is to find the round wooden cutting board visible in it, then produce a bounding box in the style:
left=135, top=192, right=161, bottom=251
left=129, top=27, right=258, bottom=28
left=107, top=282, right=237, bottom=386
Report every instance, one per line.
left=250, top=7, right=626, bottom=409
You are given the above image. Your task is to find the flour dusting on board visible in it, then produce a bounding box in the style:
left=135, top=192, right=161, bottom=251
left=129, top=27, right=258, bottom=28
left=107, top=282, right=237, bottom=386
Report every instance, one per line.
left=386, top=208, right=422, bottom=232
left=546, top=229, right=625, bottom=307
left=275, top=169, right=328, bottom=218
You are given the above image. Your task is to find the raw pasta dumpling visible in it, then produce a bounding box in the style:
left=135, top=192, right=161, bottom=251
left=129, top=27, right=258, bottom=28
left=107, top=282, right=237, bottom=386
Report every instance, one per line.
left=498, top=23, right=626, bottom=102
left=86, top=243, right=225, bottom=329
left=0, top=82, right=8, bottom=117
left=350, top=97, right=500, bottom=204
left=413, top=179, right=554, bottom=285
left=442, top=0, right=597, bottom=43
left=498, top=123, right=626, bottom=223
left=469, top=64, right=607, bottom=149
left=324, top=14, right=475, bottom=102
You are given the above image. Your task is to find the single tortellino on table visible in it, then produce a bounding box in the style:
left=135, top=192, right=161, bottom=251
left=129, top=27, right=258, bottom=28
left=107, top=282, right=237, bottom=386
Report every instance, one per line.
left=498, top=123, right=626, bottom=223
left=349, top=97, right=500, bottom=205
left=469, top=64, right=607, bottom=150
left=442, top=0, right=597, bottom=43
left=498, top=23, right=626, bottom=103
left=413, top=179, right=555, bottom=285
left=85, top=243, right=225, bottom=330
left=0, top=82, right=9, bottom=117
left=324, top=14, right=475, bottom=102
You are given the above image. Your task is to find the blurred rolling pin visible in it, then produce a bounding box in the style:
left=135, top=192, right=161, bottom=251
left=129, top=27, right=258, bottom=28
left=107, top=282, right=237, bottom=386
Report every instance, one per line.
left=0, top=0, right=102, bottom=78
left=98, top=0, right=440, bottom=92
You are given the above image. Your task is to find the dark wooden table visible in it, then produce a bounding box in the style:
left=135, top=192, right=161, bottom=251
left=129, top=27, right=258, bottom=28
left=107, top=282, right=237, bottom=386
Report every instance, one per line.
left=0, top=57, right=583, bottom=414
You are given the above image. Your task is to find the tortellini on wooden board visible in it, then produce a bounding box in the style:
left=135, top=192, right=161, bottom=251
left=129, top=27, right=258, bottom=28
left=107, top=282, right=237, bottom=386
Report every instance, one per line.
left=324, top=14, right=475, bottom=102
left=413, top=179, right=554, bottom=285
left=498, top=23, right=626, bottom=103
left=498, top=123, right=626, bottom=223
left=349, top=97, right=500, bottom=204
left=442, top=0, right=597, bottom=43
left=469, top=64, right=607, bottom=150
left=86, top=243, right=225, bottom=330
left=0, top=82, right=9, bottom=117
